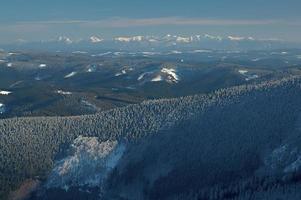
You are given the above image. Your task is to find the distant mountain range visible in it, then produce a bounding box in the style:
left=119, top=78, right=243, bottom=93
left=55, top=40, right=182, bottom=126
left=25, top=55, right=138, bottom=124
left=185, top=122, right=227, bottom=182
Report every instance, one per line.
left=3, top=34, right=299, bottom=52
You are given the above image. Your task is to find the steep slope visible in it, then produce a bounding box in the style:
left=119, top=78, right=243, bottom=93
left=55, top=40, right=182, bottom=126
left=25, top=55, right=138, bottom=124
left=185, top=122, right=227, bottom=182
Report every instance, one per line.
left=1, top=76, right=301, bottom=199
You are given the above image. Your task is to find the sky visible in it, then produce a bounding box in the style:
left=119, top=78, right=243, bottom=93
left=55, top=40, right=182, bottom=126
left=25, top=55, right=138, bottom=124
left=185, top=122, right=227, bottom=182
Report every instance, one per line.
left=0, top=0, right=301, bottom=44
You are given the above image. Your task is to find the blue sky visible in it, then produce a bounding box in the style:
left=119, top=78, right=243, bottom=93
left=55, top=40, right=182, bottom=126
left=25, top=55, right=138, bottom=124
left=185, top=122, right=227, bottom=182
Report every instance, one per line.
left=0, top=0, right=301, bottom=43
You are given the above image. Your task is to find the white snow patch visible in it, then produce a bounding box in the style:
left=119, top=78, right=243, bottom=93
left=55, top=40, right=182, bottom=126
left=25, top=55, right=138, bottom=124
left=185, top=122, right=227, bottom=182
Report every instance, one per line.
left=8, top=52, right=19, bottom=56
left=115, top=69, right=127, bottom=77
left=39, top=64, right=47, bottom=68
left=151, top=75, right=163, bottom=82
left=238, top=70, right=258, bottom=81
left=64, top=72, right=77, bottom=78
left=238, top=69, right=259, bottom=81
left=238, top=70, right=248, bottom=75
left=0, top=90, right=12, bottom=95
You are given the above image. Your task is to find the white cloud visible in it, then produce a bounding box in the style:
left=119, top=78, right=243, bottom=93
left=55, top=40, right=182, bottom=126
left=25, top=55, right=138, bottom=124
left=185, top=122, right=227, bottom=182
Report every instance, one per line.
left=3, top=17, right=282, bottom=29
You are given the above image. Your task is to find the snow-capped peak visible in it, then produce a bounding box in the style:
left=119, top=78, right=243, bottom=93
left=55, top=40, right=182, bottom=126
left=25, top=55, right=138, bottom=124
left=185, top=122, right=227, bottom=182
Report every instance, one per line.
left=228, top=36, right=246, bottom=41
left=115, top=37, right=131, bottom=42
left=58, top=36, right=73, bottom=44
left=90, top=36, right=103, bottom=43
left=161, top=68, right=180, bottom=83
left=228, top=36, right=255, bottom=41
left=132, top=36, right=144, bottom=41
left=204, top=34, right=223, bottom=41
left=176, top=36, right=191, bottom=43
left=114, top=36, right=144, bottom=42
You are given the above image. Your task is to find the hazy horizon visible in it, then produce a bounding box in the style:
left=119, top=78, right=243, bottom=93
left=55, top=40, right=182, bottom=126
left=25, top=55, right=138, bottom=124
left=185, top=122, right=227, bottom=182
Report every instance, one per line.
left=1, top=0, right=301, bottom=44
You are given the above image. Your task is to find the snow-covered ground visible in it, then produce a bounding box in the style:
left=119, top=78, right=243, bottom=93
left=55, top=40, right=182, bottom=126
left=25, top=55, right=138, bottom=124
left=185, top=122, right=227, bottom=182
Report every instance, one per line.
left=161, top=68, right=180, bottom=83
left=138, top=68, right=180, bottom=83
left=46, top=136, right=126, bottom=189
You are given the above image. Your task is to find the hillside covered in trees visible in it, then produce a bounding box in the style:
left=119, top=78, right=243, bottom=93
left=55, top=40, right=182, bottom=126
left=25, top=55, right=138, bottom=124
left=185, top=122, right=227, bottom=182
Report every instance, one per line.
left=2, top=76, right=301, bottom=199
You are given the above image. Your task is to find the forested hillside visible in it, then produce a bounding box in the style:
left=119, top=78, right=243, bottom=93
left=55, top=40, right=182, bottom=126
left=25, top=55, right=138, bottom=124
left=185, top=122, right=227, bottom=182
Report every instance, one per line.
left=1, top=76, right=301, bottom=199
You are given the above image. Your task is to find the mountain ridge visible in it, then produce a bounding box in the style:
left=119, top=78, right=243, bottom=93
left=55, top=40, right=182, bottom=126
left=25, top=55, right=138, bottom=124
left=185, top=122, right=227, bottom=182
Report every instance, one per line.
left=2, top=75, right=301, bottom=199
